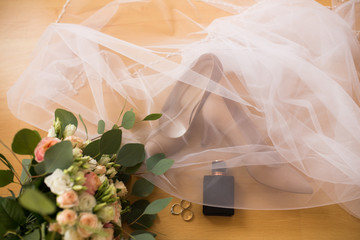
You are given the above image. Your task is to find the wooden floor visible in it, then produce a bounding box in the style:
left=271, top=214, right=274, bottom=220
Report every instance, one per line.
left=1, top=0, right=359, bottom=239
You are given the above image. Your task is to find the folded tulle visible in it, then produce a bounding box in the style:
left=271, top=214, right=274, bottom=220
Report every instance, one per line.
left=7, top=0, right=360, bottom=218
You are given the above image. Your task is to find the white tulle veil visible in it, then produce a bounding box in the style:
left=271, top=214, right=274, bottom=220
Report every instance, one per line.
left=7, top=0, right=360, bottom=218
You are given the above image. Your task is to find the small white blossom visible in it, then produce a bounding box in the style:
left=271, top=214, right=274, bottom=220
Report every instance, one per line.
left=63, top=124, right=76, bottom=138
left=44, top=169, right=73, bottom=195
left=88, top=158, right=97, bottom=171
left=115, top=180, right=128, bottom=197
left=98, top=175, right=107, bottom=183
left=72, top=147, right=83, bottom=159
left=98, top=156, right=111, bottom=165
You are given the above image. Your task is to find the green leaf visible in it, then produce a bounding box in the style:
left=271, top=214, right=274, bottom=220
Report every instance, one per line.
left=97, top=120, right=105, bottom=134
left=143, top=198, right=172, bottom=215
left=83, top=139, right=100, bottom=159
left=100, top=129, right=122, bottom=154
left=122, top=110, right=136, bottom=130
left=0, top=197, right=26, bottom=237
left=20, top=159, right=32, bottom=185
left=55, top=109, right=78, bottom=138
left=143, top=113, right=162, bottom=121
left=0, top=170, right=13, bottom=187
left=149, top=158, right=174, bottom=176
left=124, top=162, right=143, bottom=174
left=34, top=141, right=73, bottom=175
left=23, top=230, right=40, bottom=240
left=145, top=153, right=165, bottom=171
left=78, top=114, right=88, bottom=140
left=131, top=178, right=154, bottom=197
left=11, top=129, right=41, bottom=155
left=19, top=188, right=56, bottom=215
left=127, top=200, right=156, bottom=230
left=131, top=233, right=155, bottom=240
left=116, top=144, right=145, bottom=167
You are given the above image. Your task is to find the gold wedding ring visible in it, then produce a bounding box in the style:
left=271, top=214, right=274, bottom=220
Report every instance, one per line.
left=181, top=209, right=194, bottom=221
left=171, top=203, right=183, bottom=215
left=180, top=200, right=191, bottom=209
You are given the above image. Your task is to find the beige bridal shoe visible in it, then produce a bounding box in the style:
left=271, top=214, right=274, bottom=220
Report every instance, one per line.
left=145, top=53, right=223, bottom=156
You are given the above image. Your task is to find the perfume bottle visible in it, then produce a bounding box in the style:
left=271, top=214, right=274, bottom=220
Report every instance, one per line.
left=203, top=160, right=235, bottom=216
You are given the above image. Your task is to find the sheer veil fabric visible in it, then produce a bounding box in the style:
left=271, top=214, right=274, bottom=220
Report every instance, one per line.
left=7, top=0, right=360, bottom=218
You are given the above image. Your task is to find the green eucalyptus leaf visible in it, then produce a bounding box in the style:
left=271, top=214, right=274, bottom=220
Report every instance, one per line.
left=131, top=178, right=154, bottom=197
left=143, top=197, right=172, bottom=215
left=131, top=230, right=156, bottom=238
left=145, top=153, right=165, bottom=171
left=100, top=129, right=122, bottom=154
left=11, top=129, right=41, bottom=155
left=34, top=141, right=73, bottom=175
left=131, top=233, right=155, bottom=240
left=55, top=108, right=78, bottom=138
left=124, top=162, right=142, bottom=174
left=116, top=144, right=145, bottom=167
left=78, top=114, right=88, bottom=139
left=97, top=120, right=105, bottom=134
left=142, top=113, right=162, bottom=121
left=83, top=139, right=100, bottom=159
left=122, top=110, right=136, bottom=130
left=20, top=159, right=32, bottom=185
left=150, top=158, right=174, bottom=176
left=0, top=197, right=26, bottom=237
left=19, top=188, right=56, bottom=215
left=0, top=170, right=14, bottom=187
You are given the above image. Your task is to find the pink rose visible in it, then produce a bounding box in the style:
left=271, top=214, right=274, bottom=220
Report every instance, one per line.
left=94, top=165, right=106, bottom=175
left=57, top=190, right=79, bottom=208
left=48, top=222, right=64, bottom=234
left=56, top=209, right=77, bottom=226
left=34, top=137, right=60, bottom=162
left=84, top=172, right=101, bottom=195
left=77, top=213, right=99, bottom=238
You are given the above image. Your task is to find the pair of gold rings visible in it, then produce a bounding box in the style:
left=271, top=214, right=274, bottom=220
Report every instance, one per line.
left=171, top=200, right=193, bottom=221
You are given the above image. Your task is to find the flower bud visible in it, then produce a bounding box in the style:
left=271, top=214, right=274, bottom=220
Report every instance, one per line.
left=47, top=126, right=56, bottom=138
left=63, top=124, right=76, bottom=138
left=93, top=203, right=107, bottom=212
left=54, top=118, right=61, bottom=135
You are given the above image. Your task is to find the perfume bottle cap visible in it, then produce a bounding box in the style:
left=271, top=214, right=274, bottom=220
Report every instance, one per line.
left=211, top=160, right=226, bottom=175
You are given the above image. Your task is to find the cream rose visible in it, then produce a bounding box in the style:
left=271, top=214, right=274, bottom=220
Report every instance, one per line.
left=64, top=135, right=85, bottom=148
left=96, top=205, right=115, bottom=223
left=44, top=169, right=73, bottom=195
left=91, top=228, right=114, bottom=240
left=75, top=192, right=96, bottom=212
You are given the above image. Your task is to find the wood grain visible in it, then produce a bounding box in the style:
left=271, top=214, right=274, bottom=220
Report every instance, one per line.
left=0, top=0, right=359, bottom=239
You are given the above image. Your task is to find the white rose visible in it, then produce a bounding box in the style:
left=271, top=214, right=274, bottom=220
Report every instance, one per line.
left=44, top=169, right=73, bottom=195
left=114, top=180, right=127, bottom=197
left=63, top=124, right=76, bottom=138
left=64, top=228, right=83, bottom=240
left=75, top=192, right=97, bottom=212
left=47, top=126, right=56, bottom=138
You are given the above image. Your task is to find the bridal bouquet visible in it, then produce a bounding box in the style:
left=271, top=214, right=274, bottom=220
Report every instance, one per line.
left=0, top=109, right=173, bottom=240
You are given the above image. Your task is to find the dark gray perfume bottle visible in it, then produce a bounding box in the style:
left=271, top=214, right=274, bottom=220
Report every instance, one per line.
left=203, top=160, right=234, bottom=216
